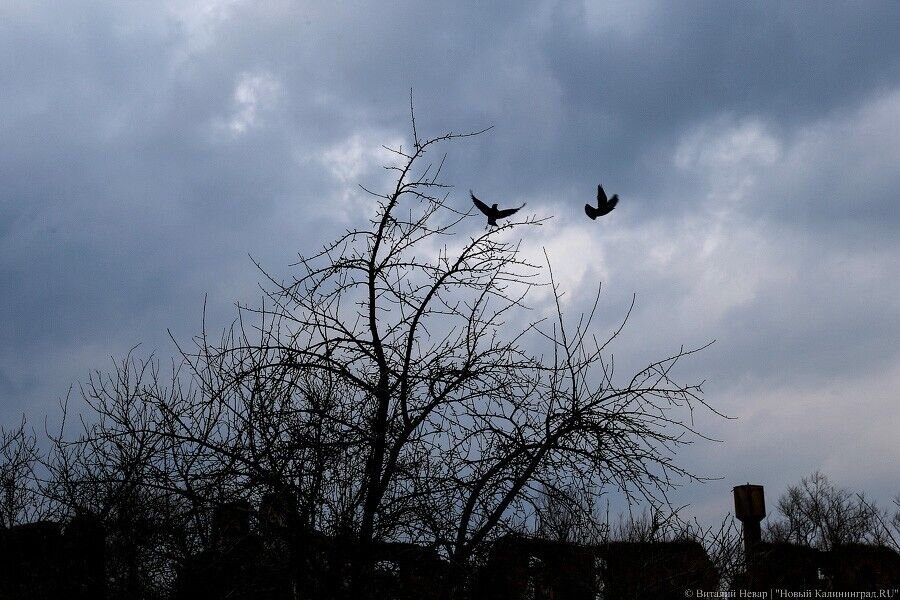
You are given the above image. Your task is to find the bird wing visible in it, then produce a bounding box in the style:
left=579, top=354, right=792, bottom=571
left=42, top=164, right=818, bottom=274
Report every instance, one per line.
left=470, top=191, right=492, bottom=216
left=495, top=203, right=526, bottom=219
left=607, top=194, right=619, bottom=210
left=597, top=184, right=607, bottom=204
left=585, top=204, right=597, bottom=219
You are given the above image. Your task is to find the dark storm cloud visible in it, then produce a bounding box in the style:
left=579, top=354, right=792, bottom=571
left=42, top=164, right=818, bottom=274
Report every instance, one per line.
left=1, top=1, right=898, bottom=517
left=543, top=3, right=899, bottom=125
left=531, top=2, right=900, bottom=222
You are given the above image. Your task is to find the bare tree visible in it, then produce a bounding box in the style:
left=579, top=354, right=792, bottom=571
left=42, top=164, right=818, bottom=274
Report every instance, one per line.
left=165, top=104, right=723, bottom=593
left=529, top=490, right=744, bottom=590
left=41, top=353, right=214, bottom=599
left=0, top=417, right=45, bottom=527
left=533, top=484, right=609, bottom=545
left=765, top=471, right=900, bottom=551
left=31, top=106, right=723, bottom=598
left=612, top=508, right=744, bottom=588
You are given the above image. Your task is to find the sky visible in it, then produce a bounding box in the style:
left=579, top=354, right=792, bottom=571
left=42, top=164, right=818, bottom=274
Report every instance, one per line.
left=1, top=1, right=898, bottom=523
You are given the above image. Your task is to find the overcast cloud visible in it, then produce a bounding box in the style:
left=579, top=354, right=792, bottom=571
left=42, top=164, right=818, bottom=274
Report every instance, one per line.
left=1, top=0, right=898, bottom=521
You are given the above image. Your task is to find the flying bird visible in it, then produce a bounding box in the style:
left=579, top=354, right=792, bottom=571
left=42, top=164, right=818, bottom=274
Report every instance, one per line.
left=470, top=190, right=526, bottom=227
left=585, top=184, right=619, bottom=220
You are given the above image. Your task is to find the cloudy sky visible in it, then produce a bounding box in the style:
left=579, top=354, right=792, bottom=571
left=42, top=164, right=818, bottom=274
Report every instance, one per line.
left=2, top=1, right=898, bottom=521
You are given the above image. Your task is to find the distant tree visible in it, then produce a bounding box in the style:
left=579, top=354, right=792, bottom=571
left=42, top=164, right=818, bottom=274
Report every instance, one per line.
left=42, top=355, right=205, bottom=599
left=765, top=471, right=900, bottom=551
left=0, top=418, right=44, bottom=527
left=893, top=495, right=900, bottom=542
left=533, top=484, right=609, bottom=545
left=611, top=508, right=744, bottom=588
left=528, top=487, right=744, bottom=590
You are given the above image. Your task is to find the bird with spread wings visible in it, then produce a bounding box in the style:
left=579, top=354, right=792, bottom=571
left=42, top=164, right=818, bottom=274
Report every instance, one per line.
left=584, top=184, right=619, bottom=220
left=470, top=190, right=526, bottom=227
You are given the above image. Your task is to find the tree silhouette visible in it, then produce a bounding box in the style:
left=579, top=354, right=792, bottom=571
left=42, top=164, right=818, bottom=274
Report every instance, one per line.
left=26, top=106, right=722, bottom=599
left=765, top=472, right=900, bottom=552
left=0, top=418, right=44, bottom=528
left=167, top=105, right=720, bottom=594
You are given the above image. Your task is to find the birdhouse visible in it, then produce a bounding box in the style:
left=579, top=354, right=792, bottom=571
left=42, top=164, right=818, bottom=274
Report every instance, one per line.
left=733, top=484, right=765, bottom=522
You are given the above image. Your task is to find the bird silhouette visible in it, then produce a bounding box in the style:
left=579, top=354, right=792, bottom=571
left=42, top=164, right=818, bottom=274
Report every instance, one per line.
left=470, top=190, right=526, bottom=227
left=585, top=185, right=619, bottom=220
